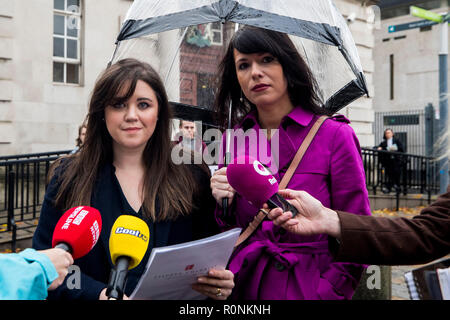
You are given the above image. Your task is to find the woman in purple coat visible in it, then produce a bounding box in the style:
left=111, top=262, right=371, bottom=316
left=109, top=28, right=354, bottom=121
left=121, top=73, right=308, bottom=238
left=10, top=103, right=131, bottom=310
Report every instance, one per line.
left=210, top=26, right=371, bottom=300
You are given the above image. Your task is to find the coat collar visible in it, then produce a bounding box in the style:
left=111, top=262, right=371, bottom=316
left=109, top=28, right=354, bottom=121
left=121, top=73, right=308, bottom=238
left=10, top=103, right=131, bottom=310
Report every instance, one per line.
left=240, top=106, right=314, bottom=130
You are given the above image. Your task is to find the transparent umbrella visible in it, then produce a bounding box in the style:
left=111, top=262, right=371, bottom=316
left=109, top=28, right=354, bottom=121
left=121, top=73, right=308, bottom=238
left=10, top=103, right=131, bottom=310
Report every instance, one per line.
left=109, top=0, right=370, bottom=223
left=110, top=0, right=368, bottom=116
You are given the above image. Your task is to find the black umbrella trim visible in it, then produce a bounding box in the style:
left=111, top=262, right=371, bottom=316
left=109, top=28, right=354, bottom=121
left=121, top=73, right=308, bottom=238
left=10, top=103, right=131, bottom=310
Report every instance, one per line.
left=117, top=2, right=342, bottom=47
left=114, top=0, right=368, bottom=112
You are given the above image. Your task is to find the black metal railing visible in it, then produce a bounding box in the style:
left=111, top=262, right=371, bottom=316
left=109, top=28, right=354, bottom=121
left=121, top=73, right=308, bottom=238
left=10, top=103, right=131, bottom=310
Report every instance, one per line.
left=361, top=147, right=440, bottom=209
left=0, top=144, right=441, bottom=251
left=0, top=150, right=72, bottom=250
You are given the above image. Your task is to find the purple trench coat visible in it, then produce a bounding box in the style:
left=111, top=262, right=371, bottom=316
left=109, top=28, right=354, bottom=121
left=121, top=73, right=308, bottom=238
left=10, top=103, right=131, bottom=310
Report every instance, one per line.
left=215, top=106, right=371, bottom=300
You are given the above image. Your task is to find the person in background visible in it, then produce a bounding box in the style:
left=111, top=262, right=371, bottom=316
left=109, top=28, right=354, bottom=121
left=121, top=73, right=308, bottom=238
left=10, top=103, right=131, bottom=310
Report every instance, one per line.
left=71, top=123, right=87, bottom=154
left=0, top=248, right=73, bottom=300
left=210, top=26, right=371, bottom=300
left=377, top=128, right=404, bottom=194
left=267, top=188, right=450, bottom=266
left=176, top=119, right=207, bottom=153
left=33, top=59, right=234, bottom=300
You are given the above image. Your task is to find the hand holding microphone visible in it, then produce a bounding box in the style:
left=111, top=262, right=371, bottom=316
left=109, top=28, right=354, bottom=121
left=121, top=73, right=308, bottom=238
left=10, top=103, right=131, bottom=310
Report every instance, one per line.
left=39, top=248, right=74, bottom=290
left=267, top=189, right=341, bottom=238
left=226, top=156, right=299, bottom=217
left=105, top=215, right=150, bottom=300
left=50, top=206, right=102, bottom=289
left=52, top=206, right=102, bottom=259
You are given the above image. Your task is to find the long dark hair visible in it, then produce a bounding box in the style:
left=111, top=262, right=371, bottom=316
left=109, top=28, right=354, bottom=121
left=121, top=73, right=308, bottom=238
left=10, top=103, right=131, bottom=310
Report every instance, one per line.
left=214, top=26, right=331, bottom=129
left=53, top=58, right=197, bottom=221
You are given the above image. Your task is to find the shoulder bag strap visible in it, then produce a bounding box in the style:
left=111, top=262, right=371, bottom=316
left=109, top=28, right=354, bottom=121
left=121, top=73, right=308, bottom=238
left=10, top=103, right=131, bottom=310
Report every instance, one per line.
left=234, top=115, right=329, bottom=248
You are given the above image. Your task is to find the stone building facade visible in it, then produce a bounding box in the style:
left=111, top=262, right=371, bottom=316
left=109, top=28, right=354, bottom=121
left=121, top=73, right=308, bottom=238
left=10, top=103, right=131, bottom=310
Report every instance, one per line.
left=335, top=0, right=378, bottom=148
left=370, top=0, right=449, bottom=154
left=0, top=0, right=376, bottom=155
left=0, top=0, right=133, bottom=155
left=373, top=0, right=449, bottom=113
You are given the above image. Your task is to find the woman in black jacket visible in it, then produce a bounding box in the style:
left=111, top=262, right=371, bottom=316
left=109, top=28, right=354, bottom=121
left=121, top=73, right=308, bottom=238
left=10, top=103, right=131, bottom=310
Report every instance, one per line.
left=33, top=59, right=234, bottom=300
left=377, top=128, right=405, bottom=193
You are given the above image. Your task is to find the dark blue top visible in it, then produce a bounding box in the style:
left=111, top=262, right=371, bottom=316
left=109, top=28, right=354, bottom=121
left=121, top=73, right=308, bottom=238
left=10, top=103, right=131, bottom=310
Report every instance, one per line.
left=32, top=161, right=218, bottom=300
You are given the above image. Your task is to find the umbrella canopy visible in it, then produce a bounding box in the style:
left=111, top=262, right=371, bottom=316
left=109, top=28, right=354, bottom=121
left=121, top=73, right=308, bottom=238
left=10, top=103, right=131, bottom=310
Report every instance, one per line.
left=111, top=0, right=368, bottom=114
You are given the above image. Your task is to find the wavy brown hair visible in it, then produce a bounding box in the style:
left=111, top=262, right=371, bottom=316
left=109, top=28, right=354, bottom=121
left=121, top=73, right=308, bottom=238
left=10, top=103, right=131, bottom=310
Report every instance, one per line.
left=214, top=26, right=331, bottom=129
left=53, top=58, right=197, bottom=221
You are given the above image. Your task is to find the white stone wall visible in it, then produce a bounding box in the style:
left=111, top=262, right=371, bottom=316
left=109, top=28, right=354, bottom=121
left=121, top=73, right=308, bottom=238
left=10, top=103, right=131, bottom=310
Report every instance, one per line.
left=335, top=0, right=376, bottom=147
left=0, top=0, right=133, bottom=155
left=0, top=0, right=14, bottom=153
left=373, top=6, right=450, bottom=113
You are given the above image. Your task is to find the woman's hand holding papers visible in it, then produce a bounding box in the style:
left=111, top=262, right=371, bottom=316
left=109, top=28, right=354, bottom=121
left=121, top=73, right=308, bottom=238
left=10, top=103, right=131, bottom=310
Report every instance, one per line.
left=191, top=268, right=234, bottom=300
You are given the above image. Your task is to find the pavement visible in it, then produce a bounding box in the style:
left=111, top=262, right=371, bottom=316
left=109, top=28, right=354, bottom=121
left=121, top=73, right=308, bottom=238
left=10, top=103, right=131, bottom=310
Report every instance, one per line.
left=391, top=265, right=413, bottom=300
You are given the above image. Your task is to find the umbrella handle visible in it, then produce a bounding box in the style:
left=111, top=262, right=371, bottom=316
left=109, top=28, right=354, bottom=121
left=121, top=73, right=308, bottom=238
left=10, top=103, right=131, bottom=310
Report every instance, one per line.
left=222, top=198, right=228, bottom=217
left=223, top=101, right=233, bottom=221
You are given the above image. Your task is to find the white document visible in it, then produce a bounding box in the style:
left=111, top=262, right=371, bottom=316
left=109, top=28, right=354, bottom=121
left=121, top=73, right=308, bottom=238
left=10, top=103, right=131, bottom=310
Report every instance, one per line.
left=130, top=228, right=241, bottom=300
left=437, top=267, right=450, bottom=300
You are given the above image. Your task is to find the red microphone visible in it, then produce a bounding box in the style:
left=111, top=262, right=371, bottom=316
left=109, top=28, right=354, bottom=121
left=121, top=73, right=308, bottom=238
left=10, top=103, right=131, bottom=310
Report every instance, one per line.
left=52, top=206, right=102, bottom=259
left=227, top=156, right=298, bottom=216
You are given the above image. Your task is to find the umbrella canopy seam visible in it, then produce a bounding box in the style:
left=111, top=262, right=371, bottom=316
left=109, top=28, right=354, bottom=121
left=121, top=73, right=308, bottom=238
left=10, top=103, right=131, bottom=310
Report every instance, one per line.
left=117, top=4, right=342, bottom=47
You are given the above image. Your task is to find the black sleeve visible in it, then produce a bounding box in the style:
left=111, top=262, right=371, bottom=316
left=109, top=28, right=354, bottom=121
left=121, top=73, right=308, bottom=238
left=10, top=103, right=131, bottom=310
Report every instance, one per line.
left=396, top=138, right=405, bottom=153
left=189, top=164, right=221, bottom=239
left=32, top=163, right=106, bottom=300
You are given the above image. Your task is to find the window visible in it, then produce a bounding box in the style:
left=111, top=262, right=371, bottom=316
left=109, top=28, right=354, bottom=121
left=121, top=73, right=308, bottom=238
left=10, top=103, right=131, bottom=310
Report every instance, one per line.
left=210, top=22, right=223, bottom=45
left=53, top=0, right=82, bottom=84
left=184, top=23, right=223, bottom=47
left=197, top=73, right=216, bottom=108
left=420, top=26, right=433, bottom=32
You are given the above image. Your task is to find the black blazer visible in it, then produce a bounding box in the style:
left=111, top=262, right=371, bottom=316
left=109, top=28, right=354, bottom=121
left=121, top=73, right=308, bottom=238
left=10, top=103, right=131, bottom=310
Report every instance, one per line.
left=377, top=138, right=405, bottom=167
left=378, top=137, right=404, bottom=153
left=32, top=161, right=218, bottom=300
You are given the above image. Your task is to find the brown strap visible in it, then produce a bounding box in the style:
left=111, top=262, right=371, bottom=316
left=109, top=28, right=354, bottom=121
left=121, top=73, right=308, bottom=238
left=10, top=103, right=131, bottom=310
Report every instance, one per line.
left=234, top=115, right=329, bottom=248
left=279, top=115, right=329, bottom=189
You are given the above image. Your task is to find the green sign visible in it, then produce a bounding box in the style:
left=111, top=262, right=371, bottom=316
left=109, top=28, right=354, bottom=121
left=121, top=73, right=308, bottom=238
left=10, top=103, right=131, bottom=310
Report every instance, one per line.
left=388, top=19, right=438, bottom=33
left=410, top=6, right=443, bottom=23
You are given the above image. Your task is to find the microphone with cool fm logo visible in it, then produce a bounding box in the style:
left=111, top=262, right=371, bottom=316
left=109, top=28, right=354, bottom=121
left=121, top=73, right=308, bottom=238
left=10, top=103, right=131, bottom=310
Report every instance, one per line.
left=106, top=215, right=150, bottom=300
left=226, top=156, right=298, bottom=217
